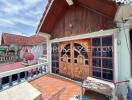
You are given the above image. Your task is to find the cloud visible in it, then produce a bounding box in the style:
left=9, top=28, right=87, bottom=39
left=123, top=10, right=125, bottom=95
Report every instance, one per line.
left=0, top=0, right=48, bottom=35
left=0, top=18, right=16, bottom=26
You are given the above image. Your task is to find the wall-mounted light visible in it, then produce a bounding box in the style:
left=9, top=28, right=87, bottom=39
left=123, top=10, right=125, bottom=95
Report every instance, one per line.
left=69, top=23, right=73, bottom=35
left=69, top=23, right=73, bottom=28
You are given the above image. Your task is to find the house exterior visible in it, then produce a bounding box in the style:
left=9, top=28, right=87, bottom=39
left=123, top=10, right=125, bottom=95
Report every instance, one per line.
left=0, top=33, right=47, bottom=64
left=36, top=0, right=132, bottom=99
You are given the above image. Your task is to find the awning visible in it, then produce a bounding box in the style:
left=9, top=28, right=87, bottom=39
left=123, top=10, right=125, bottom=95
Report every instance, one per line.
left=0, top=48, right=7, bottom=51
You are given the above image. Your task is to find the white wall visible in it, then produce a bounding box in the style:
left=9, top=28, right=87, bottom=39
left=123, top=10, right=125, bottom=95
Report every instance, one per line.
left=117, top=22, right=131, bottom=99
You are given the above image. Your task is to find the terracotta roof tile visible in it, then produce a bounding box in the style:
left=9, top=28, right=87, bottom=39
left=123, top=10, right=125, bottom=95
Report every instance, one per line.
left=2, top=33, right=46, bottom=45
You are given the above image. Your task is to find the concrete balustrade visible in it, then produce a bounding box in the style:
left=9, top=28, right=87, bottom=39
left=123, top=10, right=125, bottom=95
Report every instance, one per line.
left=0, top=55, right=17, bottom=63
left=0, top=63, right=48, bottom=91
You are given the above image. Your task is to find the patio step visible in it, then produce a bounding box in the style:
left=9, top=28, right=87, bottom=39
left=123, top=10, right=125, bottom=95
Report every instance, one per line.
left=47, top=73, right=81, bottom=85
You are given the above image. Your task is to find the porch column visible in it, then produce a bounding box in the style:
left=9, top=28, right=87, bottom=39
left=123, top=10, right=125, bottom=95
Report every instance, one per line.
left=47, top=36, right=51, bottom=73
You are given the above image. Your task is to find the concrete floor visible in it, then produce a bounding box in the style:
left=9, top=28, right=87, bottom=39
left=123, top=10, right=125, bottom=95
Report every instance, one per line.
left=30, top=74, right=82, bottom=100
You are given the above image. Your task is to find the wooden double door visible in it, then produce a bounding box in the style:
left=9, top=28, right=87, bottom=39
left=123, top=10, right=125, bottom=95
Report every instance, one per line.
left=59, top=39, right=91, bottom=80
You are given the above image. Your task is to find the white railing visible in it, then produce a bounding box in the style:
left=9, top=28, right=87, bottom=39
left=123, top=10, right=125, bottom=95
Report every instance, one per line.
left=0, top=55, right=17, bottom=63
left=0, top=63, right=49, bottom=91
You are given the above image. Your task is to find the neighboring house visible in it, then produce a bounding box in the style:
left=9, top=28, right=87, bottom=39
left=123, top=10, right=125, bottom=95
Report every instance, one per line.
left=0, top=33, right=47, bottom=64
left=36, top=0, right=132, bottom=99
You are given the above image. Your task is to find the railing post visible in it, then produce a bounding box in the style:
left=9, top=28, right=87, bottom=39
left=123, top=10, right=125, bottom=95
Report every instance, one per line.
left=0, top=78, right=2, bottom=90
left=36, top=68, right=39, bottom=75
left=30, top=69, right=33, bottom=78
left=24, top=71, right=28, bottom=80
left=39, top=66, right=43, bottom=74
left=44, top=65, right=47, bottom=72
left=9, top=75, right=13, bottom=86
left=17, top=73, right=21, bottom=83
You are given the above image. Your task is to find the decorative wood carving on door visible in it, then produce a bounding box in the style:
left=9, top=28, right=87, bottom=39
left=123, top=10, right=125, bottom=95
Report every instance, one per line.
left=59, top=39, right=91, bottom=80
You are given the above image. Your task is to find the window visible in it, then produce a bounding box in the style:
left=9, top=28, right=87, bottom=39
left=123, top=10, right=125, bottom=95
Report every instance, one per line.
left=92, top=36, right=113, bottom=81
left=52, top=43, right=59, bottom=74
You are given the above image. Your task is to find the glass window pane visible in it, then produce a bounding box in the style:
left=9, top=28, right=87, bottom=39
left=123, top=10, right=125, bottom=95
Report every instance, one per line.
left=74, top=43, right=82, bottom=51
left=92, top=38, right=100, bottom=46
left=61, top=49, right=66, bottom=57
left=102, top=47, right=112, bottom=57
left=74, top=59, right=77, bottom=63
left=68, top=59, right=71, bottom=63
left=93, top=70, right=101, bottom=78
left=66, top=50, right=70, bottom=57
left=74, top=50, right=79, bottom=58
left=64, top=44, right=70, bottom=50
left=103, top=69, right=113, bottom=80
left=85, top=60, right=88, bottom=65
left=102, top=59, right=112, bottom=69
left=102, top=36, right=112, bottom=46
left=92, top=58, right=101, bottom=67
left=92, top=48, right=101, bottom=57
left=80, top=48, right=88, bottom=59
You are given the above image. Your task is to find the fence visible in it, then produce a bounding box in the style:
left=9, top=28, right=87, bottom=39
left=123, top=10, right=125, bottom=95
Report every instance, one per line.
left=0, top=55, right=17, bottom=63
left=0, top=63, right=48, bottom=91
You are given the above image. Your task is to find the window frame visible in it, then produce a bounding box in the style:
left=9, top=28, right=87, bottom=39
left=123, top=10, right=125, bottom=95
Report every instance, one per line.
left=91, top=35, right=114, bottom=82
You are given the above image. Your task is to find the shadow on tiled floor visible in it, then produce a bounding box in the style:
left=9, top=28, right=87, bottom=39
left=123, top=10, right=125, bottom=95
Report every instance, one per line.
left=30, top=74, right=82, bottom=100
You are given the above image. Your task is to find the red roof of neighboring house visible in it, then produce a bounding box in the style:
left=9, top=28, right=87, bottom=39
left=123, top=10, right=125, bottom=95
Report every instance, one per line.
left=2, top=33, right=46, bottom=46
left=0, top=62, right=24, bottom=73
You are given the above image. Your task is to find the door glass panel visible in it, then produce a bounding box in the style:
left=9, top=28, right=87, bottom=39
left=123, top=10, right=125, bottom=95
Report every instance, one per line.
left=61, top=44, right=71, bottom=63
left=74, top=50, right=79, bottom=58
left=74, top=43, right=88, bottom=65
left=80, top=48, right=88, bottom=59
left=85, top=60, right=88, bottom=65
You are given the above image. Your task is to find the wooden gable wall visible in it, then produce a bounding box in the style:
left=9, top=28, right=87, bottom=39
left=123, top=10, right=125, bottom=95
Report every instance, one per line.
left=51, top=3, right=115, bottom=39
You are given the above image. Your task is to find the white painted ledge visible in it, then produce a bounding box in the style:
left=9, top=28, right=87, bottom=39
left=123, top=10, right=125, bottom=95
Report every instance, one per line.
left=0, top=82, right=42, bottom=100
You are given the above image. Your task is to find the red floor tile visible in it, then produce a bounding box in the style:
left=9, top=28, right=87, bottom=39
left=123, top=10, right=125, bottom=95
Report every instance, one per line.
left=30, top=74, right=82, bottom=100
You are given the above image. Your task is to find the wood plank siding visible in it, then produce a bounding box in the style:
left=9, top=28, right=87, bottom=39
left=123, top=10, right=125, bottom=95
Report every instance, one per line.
left=51, top=3, right=115, bottom=39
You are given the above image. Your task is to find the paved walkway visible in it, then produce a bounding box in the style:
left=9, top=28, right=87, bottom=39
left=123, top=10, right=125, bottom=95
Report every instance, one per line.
left=30, top=74, right=82, bottom=100
left=0, top=82, right=42, bottom=100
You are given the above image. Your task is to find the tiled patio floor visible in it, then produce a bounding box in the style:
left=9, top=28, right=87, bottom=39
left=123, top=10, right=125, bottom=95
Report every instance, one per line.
left=30, top=74, right=82, bottom=100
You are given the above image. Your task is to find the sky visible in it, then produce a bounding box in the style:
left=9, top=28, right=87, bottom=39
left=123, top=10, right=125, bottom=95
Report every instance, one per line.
left=0, top=0, right=48, bottom=36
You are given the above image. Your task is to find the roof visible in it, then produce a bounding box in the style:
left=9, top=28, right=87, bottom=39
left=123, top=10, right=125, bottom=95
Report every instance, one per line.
left=0, top=62, right=24, bottom=73
left=2, top=33, right=46, bottom=46
left=36, top=0, right=117, bottom=33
